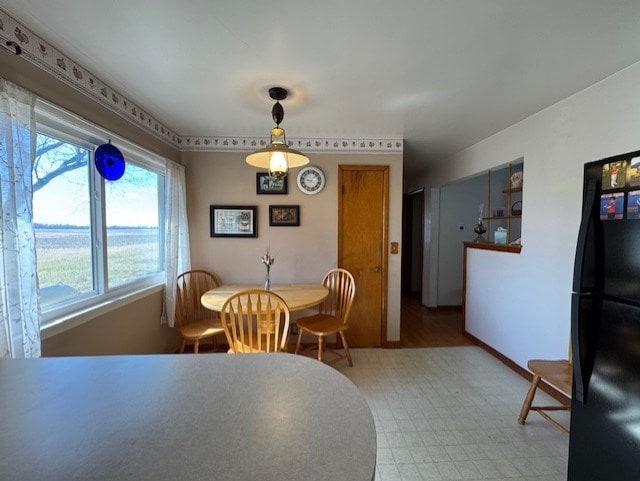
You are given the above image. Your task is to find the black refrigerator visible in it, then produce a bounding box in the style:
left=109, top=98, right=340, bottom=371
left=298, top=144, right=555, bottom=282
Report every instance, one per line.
left=569, top=150, right=640, bottom=480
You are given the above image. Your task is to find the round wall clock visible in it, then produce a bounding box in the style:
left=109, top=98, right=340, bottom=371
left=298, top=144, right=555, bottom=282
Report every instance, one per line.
left=296, top=166, right=325, bottom=195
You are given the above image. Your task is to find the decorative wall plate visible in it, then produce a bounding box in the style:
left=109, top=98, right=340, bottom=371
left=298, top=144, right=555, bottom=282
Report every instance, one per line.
left=95, top=141, right=125, bottom=180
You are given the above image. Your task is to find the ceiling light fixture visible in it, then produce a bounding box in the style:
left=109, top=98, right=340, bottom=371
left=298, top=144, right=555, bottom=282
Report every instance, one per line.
left=246, top=87, right=309, bottom=179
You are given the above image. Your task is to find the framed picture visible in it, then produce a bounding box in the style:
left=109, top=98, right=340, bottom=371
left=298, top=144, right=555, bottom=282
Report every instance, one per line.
left=601, top=160, right=627, bottom=190
left=256, top=173, right=288, bottom=194
left=269, top=205, right=300, bottom=226
left=210, top=205, right=257, bottom=237
left=627, top=190, right=640, bottom=219
left=628, top=156, right=640, bottom=187
left=599, top=193, right=624, bottom=221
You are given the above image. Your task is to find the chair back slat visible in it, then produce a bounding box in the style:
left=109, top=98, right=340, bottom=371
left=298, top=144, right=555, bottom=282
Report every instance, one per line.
left=244, top=294, right=252, bottom=350
left=221, top=290, right=290, bottom=353
left=175, top=270, right=221, bottom=328
left=318, top=268, right=356, bottom=326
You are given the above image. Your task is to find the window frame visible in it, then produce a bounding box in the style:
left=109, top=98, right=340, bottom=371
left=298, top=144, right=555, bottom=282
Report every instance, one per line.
left=35, top=100, right=167, bottom=331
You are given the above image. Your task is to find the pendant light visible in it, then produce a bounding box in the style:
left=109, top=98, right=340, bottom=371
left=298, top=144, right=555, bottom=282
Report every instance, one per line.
left=246, top=87, right=309, bottom=179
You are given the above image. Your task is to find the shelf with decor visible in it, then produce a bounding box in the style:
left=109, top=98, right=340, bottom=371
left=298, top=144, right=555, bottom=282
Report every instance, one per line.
left=503, top=186, right=523, bottom=194
left=474, top=160, right=523, bottom=246
left=484, top=215, right=521, bottom=221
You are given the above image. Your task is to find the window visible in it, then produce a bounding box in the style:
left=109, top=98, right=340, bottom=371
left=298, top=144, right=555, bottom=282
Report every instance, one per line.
left=34, top=103, right=166, bottom=326
left=105, top=163, right=164, bottom=288
left=33, top=133, right=93, bottom=304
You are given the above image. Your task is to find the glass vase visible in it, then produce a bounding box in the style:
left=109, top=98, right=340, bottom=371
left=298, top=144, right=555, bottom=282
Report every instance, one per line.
left=264, top=269, right=271, bottom=291
left=473, top=221, right=487, bottom=242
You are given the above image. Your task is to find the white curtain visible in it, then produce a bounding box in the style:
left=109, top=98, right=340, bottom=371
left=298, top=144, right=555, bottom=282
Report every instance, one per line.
left=161, top=161, right=191, bottom=327
left=0, top=79, right=40, bottom=358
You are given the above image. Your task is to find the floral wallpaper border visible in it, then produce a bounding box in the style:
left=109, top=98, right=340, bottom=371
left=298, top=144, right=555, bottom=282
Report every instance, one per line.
left=0, top=8, right=403, bottom=154
left=179, top=136, right=403, bottom=153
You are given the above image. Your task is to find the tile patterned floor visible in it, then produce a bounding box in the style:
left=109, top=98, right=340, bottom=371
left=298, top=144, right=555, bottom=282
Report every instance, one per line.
left=337, top=347, right=570, bottom=481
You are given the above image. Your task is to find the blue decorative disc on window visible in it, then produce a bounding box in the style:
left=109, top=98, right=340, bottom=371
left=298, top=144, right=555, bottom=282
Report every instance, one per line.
left=95, top=142, right=125, bottom=180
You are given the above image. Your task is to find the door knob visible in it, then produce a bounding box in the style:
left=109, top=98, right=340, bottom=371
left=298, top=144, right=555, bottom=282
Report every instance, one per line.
left=374, top=265, right=382, bottom=273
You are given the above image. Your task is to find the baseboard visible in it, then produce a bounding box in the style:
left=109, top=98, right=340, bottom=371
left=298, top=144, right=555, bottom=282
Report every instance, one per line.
left=386, top=341, right=401, bottom=349
left=465, top=331, right=571, bottom=407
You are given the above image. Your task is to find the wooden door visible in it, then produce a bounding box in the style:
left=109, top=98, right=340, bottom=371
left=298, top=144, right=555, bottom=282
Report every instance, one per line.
left=338, top=165, right=388, bottom=347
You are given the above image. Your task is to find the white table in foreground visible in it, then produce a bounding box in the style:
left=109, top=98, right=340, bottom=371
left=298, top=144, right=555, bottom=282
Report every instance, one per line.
left=201, top=283, right=329, bottom=312
left=0, top=353, right=376, bottom=481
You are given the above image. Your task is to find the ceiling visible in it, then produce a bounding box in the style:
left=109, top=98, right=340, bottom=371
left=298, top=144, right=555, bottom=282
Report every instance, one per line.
left=3, top=0, right=640, bottom=175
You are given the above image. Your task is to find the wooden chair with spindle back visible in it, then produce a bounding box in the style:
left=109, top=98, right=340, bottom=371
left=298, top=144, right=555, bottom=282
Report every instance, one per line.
left=517, top=343, right=573, bottom=433
left=175, top=269, right=225, bottom=353
left=220, top=289, right=291, bottom=353
left=295, top=268, right=356, bottom=366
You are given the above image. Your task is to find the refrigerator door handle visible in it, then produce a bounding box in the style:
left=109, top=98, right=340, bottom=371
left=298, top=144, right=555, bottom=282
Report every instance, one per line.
left=571, top=294, right=586, bottom=403
left=572, top=178, right=600, bottom=292
left=571, top=177, right=603, bottom=404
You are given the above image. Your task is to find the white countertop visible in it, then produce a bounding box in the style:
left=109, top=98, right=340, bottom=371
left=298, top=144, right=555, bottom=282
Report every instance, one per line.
left=0, top=353, right=376, bottom=481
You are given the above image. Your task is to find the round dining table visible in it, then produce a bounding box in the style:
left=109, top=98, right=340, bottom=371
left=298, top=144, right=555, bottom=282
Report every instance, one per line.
left=201, top=283, right=329, bottom=312
left=0, top=353, right=377, bottom=481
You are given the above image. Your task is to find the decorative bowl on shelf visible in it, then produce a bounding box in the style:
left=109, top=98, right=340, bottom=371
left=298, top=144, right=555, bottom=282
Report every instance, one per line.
left=511, top=201, right=522, bottom=216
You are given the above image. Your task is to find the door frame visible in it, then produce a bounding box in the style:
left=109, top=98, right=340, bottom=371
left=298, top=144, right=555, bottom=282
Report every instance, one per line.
left=402, top=187, right=424, bottom=297
left=338, top=165, right=389, bottom=347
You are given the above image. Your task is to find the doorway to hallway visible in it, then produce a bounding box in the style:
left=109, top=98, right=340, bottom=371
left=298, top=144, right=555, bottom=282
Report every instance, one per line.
left=400, top=295, right=472, bottom=347
left=401, top=188, right=424, bottom=297
left=400, top=186, right=471, bottom=347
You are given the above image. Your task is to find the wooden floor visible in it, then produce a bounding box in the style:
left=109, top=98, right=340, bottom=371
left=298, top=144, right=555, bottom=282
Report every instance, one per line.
left=400, top=294, right=473, bottom=348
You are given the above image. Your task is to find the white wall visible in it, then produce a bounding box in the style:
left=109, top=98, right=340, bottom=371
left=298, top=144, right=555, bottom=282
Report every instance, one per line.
left=437, top=174, right=488, bottom=306
left=183, top=151, right=404, bottom=343
left=424, top=60, right=640, bottom=368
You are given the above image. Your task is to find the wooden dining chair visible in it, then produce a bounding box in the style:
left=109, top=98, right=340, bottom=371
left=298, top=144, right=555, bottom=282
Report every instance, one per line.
left=295, top=268, right=356, bottom=366
left=517, top=344, right=573, bottom=433
left=175, top=269, right=225, bottom=353
left=220, top=289, right=290, bottom=353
